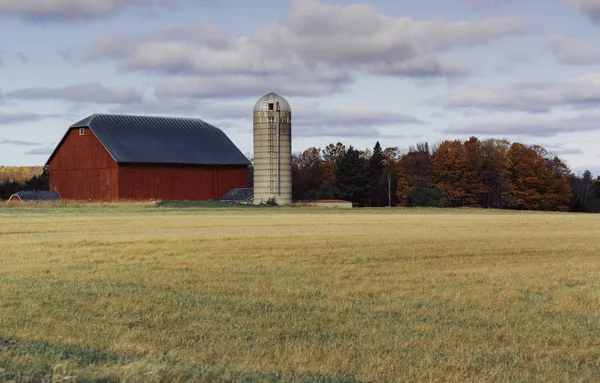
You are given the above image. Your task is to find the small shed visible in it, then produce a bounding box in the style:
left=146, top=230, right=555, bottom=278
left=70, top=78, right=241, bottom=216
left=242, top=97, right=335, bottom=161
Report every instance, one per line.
left=293, top=199, right=353, bottom=209
left=220, top=188, right=254, bottom=204
left=8, top=191, right=62, bottom=203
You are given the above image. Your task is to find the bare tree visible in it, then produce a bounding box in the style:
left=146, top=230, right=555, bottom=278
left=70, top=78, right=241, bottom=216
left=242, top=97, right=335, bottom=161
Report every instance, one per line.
left=382, top=166, right=395, bottom=207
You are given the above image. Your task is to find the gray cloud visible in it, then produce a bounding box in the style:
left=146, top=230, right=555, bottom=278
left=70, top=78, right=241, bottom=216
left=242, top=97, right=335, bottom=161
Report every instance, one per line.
left=444, top=112, right=600, bottom=137
left=0, top=112, right=44, bottom=124
left=0, top=139, right=42, bottom=146
left=548, top=36, right=600, bottom=65
left=505, top=49, right=531, bottom=64
left=294, top=108, right=424, bottom=129
left=443, top=73, right=600, bottom=113
left=463, top=0, right=516, bottom=11
left=268, top=107, right=426, bottom=138
left=566, top=0, right=600, bottom=24
left=551, top=148, right=584, bottom=155
left=155, top=73, right=351, bottom=100
left=15, top=52, right=30, bottom=63
left=0, top=0, right=188, bottom=21
left=25, top=146, right=54, bottom=155
left=86, top=0, right=528, bottom=98
left=112, top=96, right=424, bottom=139
left=2, top=82, right=143, bottom=104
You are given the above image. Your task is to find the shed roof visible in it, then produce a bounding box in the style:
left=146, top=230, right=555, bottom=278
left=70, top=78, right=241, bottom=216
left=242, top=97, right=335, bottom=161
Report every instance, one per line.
left=46, top=114, right=251, bottom=166
left=220, top=188, right=254, bottom=203
left=9, top=191, right=61, bottom=202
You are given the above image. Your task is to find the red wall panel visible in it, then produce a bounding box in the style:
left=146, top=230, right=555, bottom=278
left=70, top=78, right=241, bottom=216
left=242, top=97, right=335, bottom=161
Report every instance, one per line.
left=49, top=128, right=119, bottom=201
left=118, top=164, right=248, bottom=201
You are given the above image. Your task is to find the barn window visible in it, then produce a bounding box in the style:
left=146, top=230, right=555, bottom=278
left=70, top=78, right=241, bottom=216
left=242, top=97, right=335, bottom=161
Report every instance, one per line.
left=268, top=103, right=274, bottom=111
left=79, top=128, right=85, bottom=136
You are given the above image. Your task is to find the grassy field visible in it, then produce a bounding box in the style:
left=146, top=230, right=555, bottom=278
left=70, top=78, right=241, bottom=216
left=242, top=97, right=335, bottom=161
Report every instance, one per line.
left=1, top=203, right=600, bottom=382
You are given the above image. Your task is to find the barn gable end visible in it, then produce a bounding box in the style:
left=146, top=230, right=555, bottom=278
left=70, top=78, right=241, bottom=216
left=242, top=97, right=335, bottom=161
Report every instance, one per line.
left=47, top=127, right=119, bottom=201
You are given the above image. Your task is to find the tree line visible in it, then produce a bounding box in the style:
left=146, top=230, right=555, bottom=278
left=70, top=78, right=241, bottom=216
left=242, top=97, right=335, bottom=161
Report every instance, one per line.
left=2, top=138, right=598, bottom=213
left=0, top=168, right=49, bottom=200
left=288, top=136, right=600, bottom=213
left=0, top=166, right=45, bottom=183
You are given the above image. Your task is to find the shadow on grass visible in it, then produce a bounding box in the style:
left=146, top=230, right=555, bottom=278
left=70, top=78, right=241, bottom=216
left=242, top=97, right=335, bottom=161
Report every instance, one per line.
left=0, top=337, right=358, bottom=383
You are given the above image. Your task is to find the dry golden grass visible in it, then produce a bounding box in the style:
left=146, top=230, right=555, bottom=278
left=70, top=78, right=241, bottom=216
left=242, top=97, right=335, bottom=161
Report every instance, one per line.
left=1, top=205, right=600, bottom=382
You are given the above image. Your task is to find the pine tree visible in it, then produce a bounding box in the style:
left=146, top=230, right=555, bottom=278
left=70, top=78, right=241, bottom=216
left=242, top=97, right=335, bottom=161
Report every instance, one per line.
left=334, top=146, right=368, bottom=206
left=367, top=141, right=385, bottom=206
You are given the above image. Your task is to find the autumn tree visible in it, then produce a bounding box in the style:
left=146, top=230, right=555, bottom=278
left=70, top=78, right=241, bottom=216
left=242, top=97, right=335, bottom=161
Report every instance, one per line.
left=478, top=139, right=512, bottom=209
left=431, top=140, right=470, bottom=207
left=292, top=147, right=326, bottom=200
left=539, top=152, right=572, bottom=211
left=505, top=143, right=571, bottom=211
left=382, top=146, right=400, bottom=166
left=395, top=143, right=433, bottom=205
left=322, top=143, right=346, bottom=164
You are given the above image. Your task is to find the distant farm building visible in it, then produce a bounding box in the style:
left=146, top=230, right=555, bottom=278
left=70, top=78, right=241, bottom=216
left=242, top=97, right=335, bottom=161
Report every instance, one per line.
left=220, top=188, right=254, bottom=204
left=45, top=114, right=250, bottom=201
left=8, top=191, right=61, bottom=203
left=294, top=200, right=353, bottom=209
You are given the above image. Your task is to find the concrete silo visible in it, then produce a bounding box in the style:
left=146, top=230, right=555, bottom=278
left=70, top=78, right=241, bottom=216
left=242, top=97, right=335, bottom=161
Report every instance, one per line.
left=253, top=92, right=292, bottom=205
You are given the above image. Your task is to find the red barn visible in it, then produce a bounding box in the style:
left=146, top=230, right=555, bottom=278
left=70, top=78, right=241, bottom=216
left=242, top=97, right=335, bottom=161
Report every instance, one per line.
left=45, top=114, right=250, bottom=201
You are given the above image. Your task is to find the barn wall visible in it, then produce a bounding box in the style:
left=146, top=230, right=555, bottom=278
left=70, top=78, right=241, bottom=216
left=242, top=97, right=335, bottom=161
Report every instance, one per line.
left=49, top=128, right=119, bottom=201
left=118, top=164, right=248, bottom=201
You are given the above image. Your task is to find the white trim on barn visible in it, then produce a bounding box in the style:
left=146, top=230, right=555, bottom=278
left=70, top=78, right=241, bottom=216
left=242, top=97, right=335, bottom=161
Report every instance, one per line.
left=7, top=194, right=22, bottom=203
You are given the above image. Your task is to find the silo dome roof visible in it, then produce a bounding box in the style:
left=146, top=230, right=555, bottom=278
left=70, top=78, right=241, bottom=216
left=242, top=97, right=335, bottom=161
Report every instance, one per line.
left=253, top=92, right=291, bottom=113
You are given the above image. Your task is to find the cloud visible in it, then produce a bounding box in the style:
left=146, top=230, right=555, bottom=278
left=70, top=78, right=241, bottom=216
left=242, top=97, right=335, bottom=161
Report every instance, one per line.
left=86, top=0, right=528, bottom=98
left=2, top=82, right=143, bottom=104
left=548, top=36, right=600, bottom=65
left=294, top=108, right=424, bottom=133
left=536, top=142, right=584, bottom=156
left=0, top=139, right=42, bottom=146
left=444, top=111, right=600, bottom=137
left=463, top=0, right=516, bottom=11
left=551, top=148, right=584, bottom=155
left=0, top=0, right=191, bottom=21
left=25, top=146, right=54, bottom=155
left=0, top=112, right=45, bottom=124
left=111, top=96, right=425, bottom=138
left=565, top=0, right=600, bottom=24
left=442, top=73, right=600, bottom=113
left=15, top=52, right=30, bottom=63
left=155, top=73, right=351, bottom=99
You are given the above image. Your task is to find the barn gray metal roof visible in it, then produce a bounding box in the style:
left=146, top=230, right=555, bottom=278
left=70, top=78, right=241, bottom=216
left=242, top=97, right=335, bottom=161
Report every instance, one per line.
left=48, top=114, right=251, bottom=166
left=9, top=191, right=61, bottom=202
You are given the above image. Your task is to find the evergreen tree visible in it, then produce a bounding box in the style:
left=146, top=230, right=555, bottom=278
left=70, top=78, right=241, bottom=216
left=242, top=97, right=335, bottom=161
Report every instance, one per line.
left=333, top=146, right=368, bottom=206
left=367, top=141, right=385, bottom=206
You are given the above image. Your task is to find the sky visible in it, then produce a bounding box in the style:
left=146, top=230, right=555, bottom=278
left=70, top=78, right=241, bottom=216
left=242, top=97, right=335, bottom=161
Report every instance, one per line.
left=0, top=0, right=599, bottom=175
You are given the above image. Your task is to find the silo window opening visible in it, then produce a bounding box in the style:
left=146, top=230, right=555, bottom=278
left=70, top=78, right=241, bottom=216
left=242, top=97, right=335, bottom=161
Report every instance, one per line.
left=268, top=103, right=274, bottom=111
left=79, top=128, right=85, bottom=135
